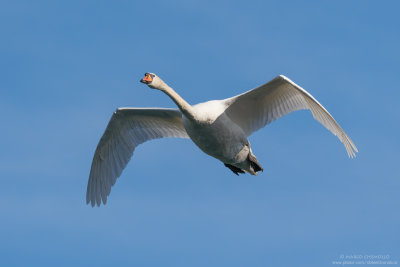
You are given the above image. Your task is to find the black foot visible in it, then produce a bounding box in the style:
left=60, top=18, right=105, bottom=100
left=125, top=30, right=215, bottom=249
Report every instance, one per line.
left=224, top=163, right=245, bottom=176
left=248, top=153, right=264, bottom=172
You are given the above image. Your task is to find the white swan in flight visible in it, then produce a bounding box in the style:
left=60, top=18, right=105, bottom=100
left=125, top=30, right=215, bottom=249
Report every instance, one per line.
left=87, top=73, right=357, bottom=206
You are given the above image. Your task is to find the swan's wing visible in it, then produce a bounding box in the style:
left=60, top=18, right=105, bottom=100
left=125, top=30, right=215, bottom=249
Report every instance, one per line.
left=87, top=108, right=189, bottom=207
left=224, top=75, right=358, bottom=157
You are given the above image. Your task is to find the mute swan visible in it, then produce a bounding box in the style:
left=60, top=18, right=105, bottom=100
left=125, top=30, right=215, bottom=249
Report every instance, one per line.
left=87, top=73, right=358, bottom=206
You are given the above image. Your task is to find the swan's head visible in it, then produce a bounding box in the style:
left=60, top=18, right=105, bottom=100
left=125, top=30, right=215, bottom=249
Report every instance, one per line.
left=140, top=73, right=164, bottom=89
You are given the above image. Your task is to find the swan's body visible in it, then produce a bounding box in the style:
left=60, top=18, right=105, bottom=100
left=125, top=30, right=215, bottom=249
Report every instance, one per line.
left=87, top=73, right=358, bottom=206
left=182, top=101, right=250, bottom=168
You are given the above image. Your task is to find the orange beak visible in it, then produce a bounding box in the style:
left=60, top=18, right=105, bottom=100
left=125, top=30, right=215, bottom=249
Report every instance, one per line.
left=140, top=74, right=152, bottom=84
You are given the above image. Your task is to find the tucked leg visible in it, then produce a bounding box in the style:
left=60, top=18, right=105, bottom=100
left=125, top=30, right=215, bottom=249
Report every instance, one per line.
left=224, top=163, right=245, bottom=175
left=248, top=151, right=263, bottom=172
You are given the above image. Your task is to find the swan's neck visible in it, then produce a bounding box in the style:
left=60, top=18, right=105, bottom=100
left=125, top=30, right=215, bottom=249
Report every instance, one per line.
left=159, top=83, right=195, bottom=120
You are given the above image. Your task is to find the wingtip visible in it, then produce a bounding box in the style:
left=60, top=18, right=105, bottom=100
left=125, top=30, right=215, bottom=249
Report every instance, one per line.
left=87, top=197, right=106, bottom=207
left=86, top=199, right=95, bottom=207
left=347, top=147, right=358, bottom=159
left=347, top=139, right=359, bottom=159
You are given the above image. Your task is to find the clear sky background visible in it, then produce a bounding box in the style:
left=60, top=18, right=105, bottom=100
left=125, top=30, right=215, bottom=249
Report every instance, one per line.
left=1, top=1, right=399, bottom=266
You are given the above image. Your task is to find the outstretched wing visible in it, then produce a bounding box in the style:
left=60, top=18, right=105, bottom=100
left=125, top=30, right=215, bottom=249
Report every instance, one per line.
left=87, top=108, right=189, bottom=207
left=224, top=75, right=358, bottom=157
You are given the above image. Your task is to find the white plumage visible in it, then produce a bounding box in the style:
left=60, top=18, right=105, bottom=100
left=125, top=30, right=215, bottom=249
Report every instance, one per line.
left=87, top=73, right=357, bottom=206
left=87, top=108, right=189, bottom=206
left=223, top=75, right=357, bottom=157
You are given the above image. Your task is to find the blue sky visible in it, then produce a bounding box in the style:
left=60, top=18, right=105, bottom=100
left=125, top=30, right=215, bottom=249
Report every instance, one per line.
left=1, top=0, right=399, bottom=266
